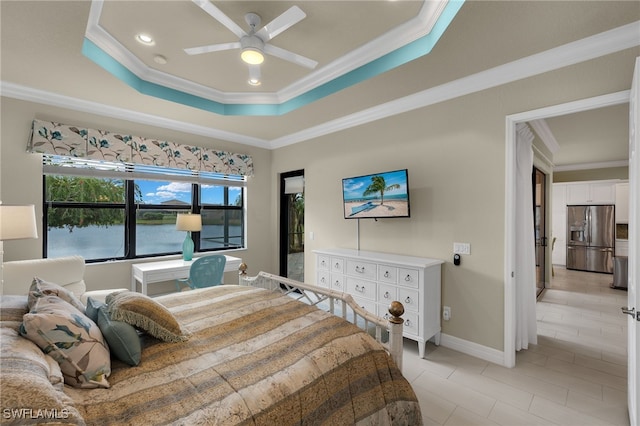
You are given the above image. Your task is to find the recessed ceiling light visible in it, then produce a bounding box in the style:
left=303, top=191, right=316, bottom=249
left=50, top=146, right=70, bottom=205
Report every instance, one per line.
left=136, top=33, right=154, bottom=45
left=248, top=78, right=261, bottom=86
left=153, top=55, right=168, bottom=65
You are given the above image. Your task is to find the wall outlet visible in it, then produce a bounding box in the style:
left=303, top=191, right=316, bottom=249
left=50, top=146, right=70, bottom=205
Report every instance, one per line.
left=443, top=306, right=451, bottom=321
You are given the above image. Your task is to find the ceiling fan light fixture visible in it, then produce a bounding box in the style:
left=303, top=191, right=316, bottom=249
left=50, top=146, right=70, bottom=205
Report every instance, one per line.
left=241, top=47, right=264, bottom=65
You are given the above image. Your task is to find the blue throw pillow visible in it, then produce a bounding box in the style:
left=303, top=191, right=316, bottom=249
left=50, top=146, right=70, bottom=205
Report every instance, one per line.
left=85, top=297, right=104, bottom=323
left=97, top=305, right=142, bottom=366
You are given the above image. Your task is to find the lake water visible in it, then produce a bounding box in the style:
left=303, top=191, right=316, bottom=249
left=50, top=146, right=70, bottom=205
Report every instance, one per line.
left=48, top=224, right=241, bottom=260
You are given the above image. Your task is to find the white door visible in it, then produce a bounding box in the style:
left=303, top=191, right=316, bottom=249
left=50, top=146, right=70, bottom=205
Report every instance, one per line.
left=625, top=56, right=639, bottom=426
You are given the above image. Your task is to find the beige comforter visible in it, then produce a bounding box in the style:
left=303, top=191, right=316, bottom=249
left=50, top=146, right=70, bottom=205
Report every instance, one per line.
left=65, top=285, right=422, bottom=425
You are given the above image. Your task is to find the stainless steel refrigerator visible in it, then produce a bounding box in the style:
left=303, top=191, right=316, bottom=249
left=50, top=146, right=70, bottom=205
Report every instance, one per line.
left=566, top=205, right=615, bottom=273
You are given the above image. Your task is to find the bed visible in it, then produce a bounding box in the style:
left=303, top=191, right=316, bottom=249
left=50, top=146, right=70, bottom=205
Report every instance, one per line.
left=1, top=265, right=422, bottom=425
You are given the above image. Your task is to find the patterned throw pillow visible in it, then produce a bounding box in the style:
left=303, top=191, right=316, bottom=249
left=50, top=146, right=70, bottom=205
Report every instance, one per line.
left=28, top=277, right=85, bottom=312
left=106, top=291, right=188, bottom=343
left=20, top=295, right=111, bottom=389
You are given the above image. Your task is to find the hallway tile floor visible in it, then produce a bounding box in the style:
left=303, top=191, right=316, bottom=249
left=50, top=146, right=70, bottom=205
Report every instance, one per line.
left=402, top=267, right=629, bottom=425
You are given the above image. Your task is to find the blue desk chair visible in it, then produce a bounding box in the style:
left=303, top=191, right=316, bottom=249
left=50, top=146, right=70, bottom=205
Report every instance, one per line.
left=176, top=255, right=226, bottom=291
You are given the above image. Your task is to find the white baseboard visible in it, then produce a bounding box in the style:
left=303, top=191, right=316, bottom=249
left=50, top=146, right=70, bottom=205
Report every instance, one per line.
left=439, top=333, right=507, bottom=366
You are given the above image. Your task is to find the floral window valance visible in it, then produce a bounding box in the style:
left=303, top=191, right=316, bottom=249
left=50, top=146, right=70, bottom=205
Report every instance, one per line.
left=28, top=119, right=254, bottom=176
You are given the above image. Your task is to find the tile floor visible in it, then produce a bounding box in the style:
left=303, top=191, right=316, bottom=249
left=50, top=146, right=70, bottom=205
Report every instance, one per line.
left=403, top=267, right=630, bottom=425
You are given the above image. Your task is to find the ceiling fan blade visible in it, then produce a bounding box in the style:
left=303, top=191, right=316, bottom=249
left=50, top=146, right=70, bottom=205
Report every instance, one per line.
left=184, top=41, right=241, bottom=55
left=264, top=44, right=318, bottom=69
left=191, top=0, right=246, bottom=39
left=255, top=6, right=306, bottom=42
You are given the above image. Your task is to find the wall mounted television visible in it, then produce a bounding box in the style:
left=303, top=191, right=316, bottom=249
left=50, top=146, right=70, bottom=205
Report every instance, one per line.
left=342, top=169, right=410, bottom=219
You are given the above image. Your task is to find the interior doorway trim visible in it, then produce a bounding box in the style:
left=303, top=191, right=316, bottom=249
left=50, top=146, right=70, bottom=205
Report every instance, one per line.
left=503, top=89, right=630, bottom=367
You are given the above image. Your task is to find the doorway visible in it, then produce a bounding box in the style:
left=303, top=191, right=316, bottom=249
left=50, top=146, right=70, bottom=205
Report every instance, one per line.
left=533, top=167, right=547, bottom=297
left=279, top=170, right=304, bottom=281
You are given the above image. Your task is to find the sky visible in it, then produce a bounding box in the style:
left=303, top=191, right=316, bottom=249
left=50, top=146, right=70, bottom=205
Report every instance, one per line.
left=136, top=180, right=241, bottom=205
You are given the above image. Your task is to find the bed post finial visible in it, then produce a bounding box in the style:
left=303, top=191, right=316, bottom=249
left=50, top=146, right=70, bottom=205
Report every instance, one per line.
left=388, top=301, right=405, bottom=370
left=239, top=262, right=247, bottom=276
left=388, top=301, right=404, bottom=324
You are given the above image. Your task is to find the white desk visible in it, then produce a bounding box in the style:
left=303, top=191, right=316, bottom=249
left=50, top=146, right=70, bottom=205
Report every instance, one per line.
left=131, top=255, right=243, bottom=295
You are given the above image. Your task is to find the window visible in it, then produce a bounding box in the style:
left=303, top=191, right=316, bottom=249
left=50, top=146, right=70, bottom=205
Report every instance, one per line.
left=43, top=157, right=246, bottom=262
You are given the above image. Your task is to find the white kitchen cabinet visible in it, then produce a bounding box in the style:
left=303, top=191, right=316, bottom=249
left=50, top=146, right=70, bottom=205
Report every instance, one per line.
left=314, top=248, right=443, bottom=358
left=566, top=181, right=616, bottom=205
left=616, top=182, right=629, bottom=223
left=552, top=184, right=567, bottom=266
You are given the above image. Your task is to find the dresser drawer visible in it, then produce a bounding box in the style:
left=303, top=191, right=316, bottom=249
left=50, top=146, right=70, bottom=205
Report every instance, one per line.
left=317, top=255, right=331, bottom=271
left=398, top=268, right=419, bottom=289
left=330, top=274, right=345, bottom=291
left=346, top=259, right=377, bottom=280
left=378, top=283, right=397, bottom=304
left=346, top=277, right=376, bottom=301
left=317, top=271, right=330, bottom=288
left=402, top=311, right=419, bottom=336
left=378, top=265, right=398, bottom=283
left=398, top=287, right=419, bottom=312
left=354, top=297, right=377, bottom=316
left=330, top=257, right=345, bottom=274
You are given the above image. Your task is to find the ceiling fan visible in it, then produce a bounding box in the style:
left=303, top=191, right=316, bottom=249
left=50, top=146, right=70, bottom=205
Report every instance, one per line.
left=185, top=0, right=318, bottom=85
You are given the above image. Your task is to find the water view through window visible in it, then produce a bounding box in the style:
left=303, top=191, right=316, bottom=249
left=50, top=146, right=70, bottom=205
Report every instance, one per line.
left=45, top=175, right=244, bottom=261
left=48, top=224, right=242, bottom=259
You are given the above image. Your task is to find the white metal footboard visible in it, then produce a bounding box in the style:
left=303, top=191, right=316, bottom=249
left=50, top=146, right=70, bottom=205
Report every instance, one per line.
left=240, top=271, right=406, bottom=370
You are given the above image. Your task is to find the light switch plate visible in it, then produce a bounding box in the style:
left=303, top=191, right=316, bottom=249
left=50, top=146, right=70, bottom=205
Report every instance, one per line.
left=453, top=242, right=471, bottom=255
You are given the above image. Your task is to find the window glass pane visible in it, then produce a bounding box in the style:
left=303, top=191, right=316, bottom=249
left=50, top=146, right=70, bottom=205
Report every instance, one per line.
left=201, top=210, right=244, bottom=250
left=135, top=180, right=192, bottom=205
left=47, top=208, right=125, bottom=259
left=45, top=176, right=125, bottom=203
left=136, top=208, right=189, bottom=256
left=201, top=185, right=243, bottom=206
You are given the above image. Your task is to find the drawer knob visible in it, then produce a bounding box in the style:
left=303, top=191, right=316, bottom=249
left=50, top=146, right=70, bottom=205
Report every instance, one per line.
left=405, top=319, right=411, bottom=326
left=321, top=260, right=326, bottom=267
left=355, top=284, right=365, bottom=293
left=384, top=291, right=390, bottom=299
left=334, top=280, right=340, bottom=287
left=384, top=271, right=390, bottom=278
left=320, top=277, right=326, bottom=283
left=355, top=266, right=365, bottom=273
left=405, top=296, right=412, bottom=304
left=334, top=262, right=340, bottom=269
left=404, top=275, right=412, bottom=282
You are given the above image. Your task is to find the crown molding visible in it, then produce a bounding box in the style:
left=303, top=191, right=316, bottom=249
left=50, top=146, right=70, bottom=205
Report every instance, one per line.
left=0, top=81, right=270, bottom=149
left=84, top=0, right=455, bottom=107
left=2, top=21, right=638, bottom=149
left=270, top=21, right=639, bottom=148
left=528, top=119, right=560, bottom=154
left=554, top=160, right=629, bottom=172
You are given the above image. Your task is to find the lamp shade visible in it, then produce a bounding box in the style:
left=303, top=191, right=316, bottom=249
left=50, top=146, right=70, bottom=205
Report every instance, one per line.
left=0, top=205, right=38, bottom=241
left=175, top=213, right=202, bottom=232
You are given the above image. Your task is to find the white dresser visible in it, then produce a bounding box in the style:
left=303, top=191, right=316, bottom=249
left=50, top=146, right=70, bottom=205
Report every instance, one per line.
left=314, top=248, right=443, bottom=358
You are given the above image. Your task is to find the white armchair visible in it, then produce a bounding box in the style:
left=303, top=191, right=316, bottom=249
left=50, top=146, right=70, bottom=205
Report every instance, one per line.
left=1, top=256, right=126, bottom=304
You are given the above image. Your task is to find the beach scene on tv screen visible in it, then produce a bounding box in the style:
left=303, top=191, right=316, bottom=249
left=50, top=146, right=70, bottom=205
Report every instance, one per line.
left=343, top=170, right=409, bottom=218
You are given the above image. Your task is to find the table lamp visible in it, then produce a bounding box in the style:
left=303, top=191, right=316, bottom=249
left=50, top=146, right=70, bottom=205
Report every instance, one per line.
left=0, top=204, right=39, bottom=289
left=175, top=213, right=201, bottom=261
left=0, top=204, right=38, bottom=242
